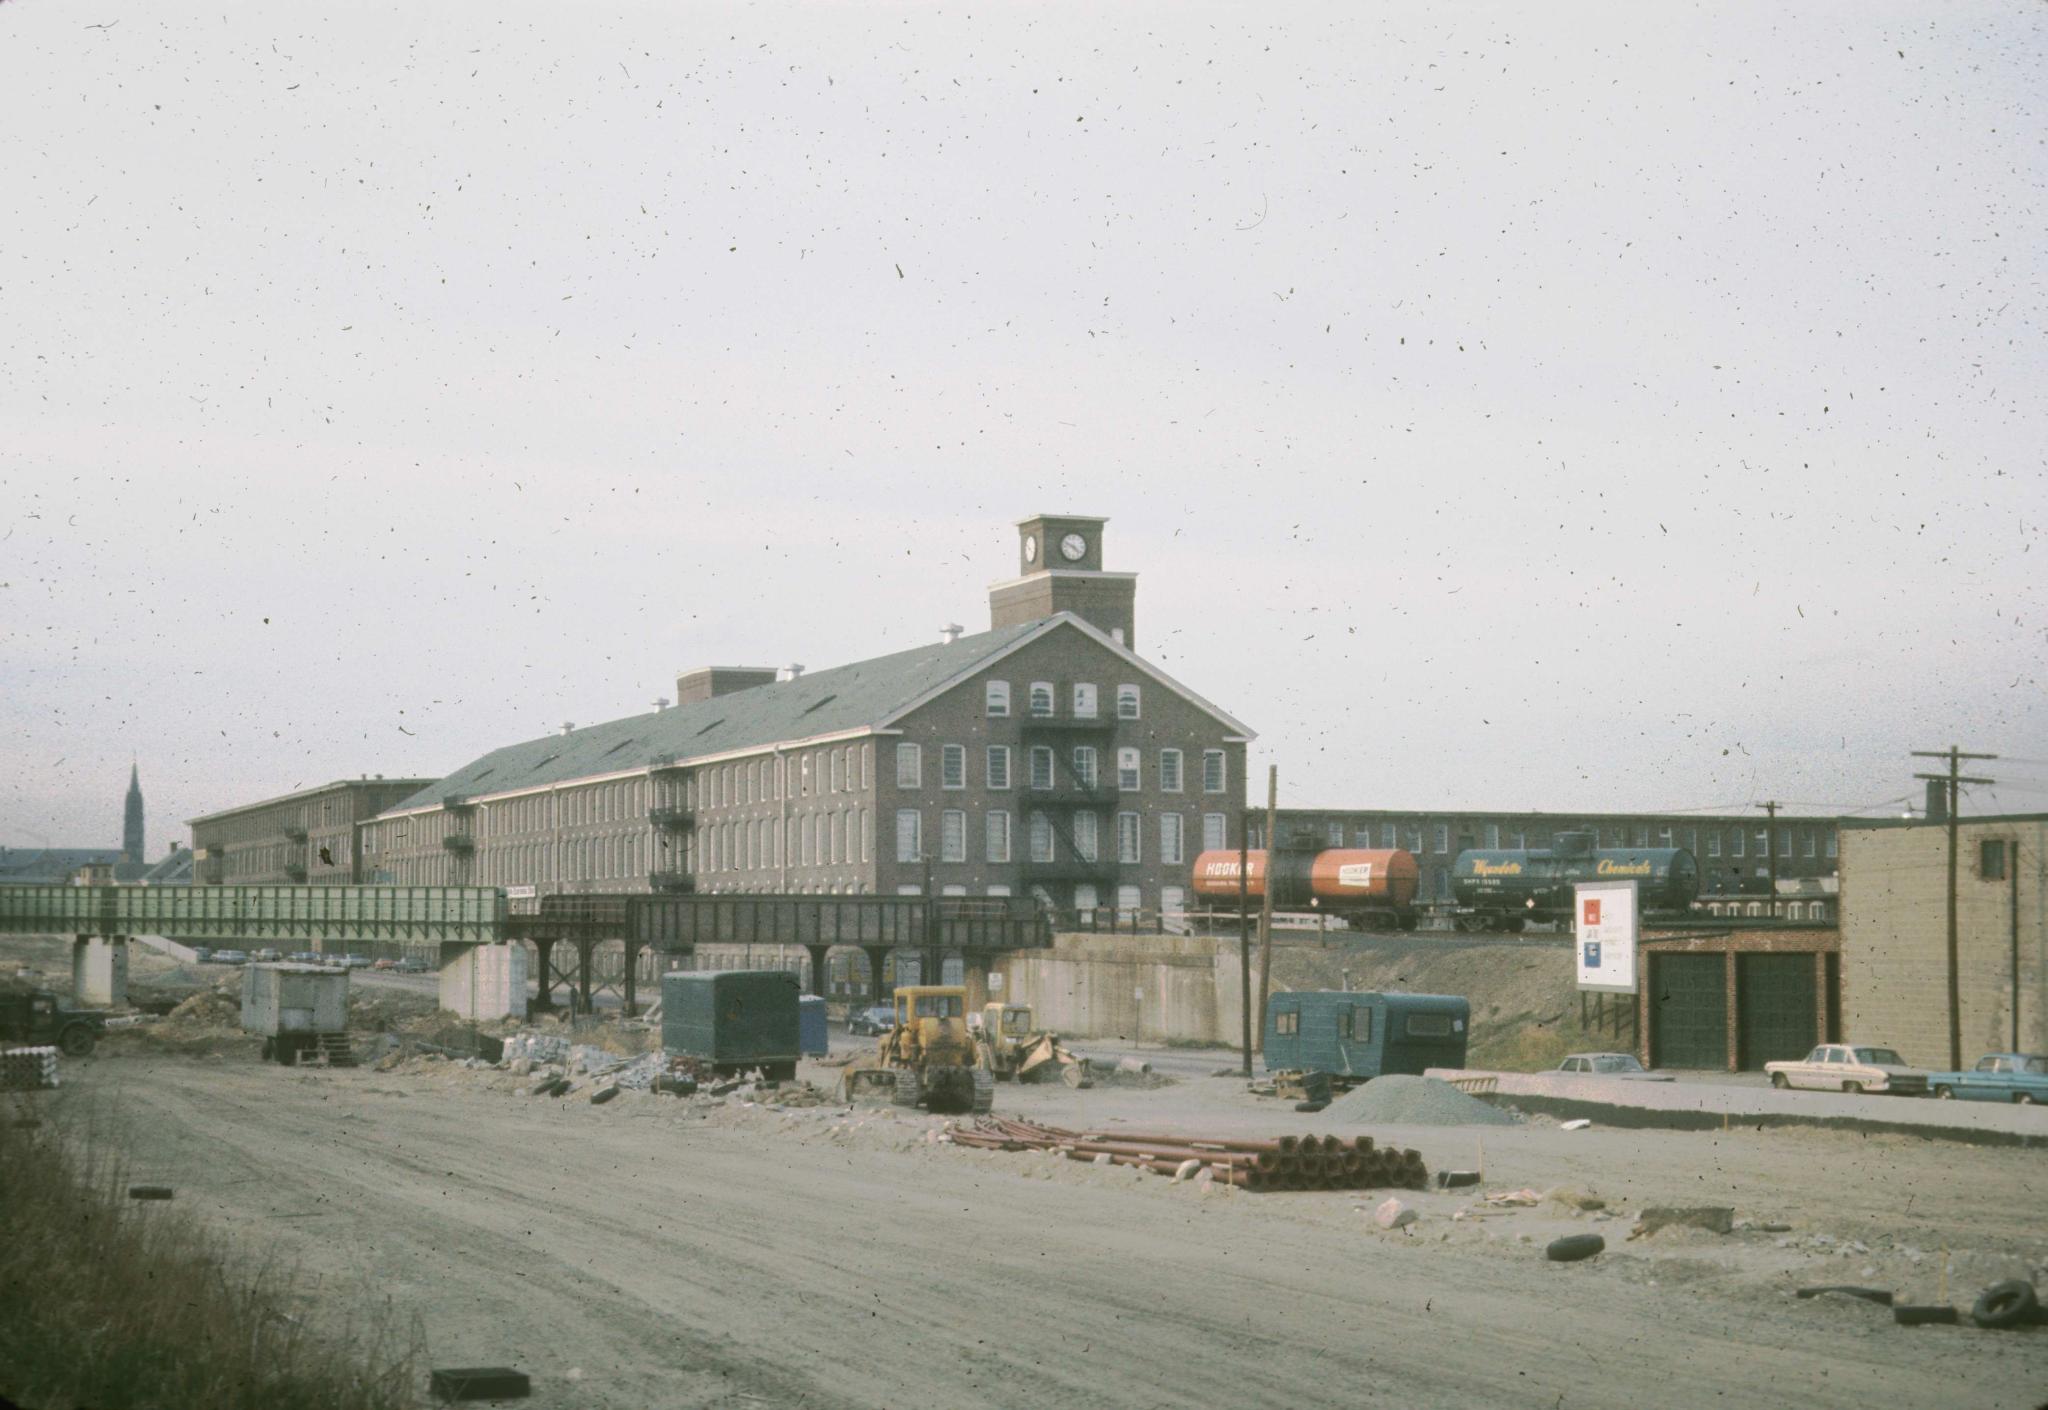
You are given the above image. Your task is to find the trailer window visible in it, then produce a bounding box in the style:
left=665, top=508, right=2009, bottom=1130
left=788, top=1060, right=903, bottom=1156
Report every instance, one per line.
left=1274, top=1010, right=1299, bottom=1036
left=1404, top=1012, right=1454, bottom=1038
left=1338, top=1007, right=1373, bottom=1042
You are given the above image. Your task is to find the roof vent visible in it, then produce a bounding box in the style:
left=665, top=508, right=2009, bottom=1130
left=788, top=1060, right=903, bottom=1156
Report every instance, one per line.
left=780, top=663, right=806, bottom=681
left=941, top=623, right=964, bottom=644
left=559, top=722, right=576, bottom=736
left=652, top=697, right=670, bottom=712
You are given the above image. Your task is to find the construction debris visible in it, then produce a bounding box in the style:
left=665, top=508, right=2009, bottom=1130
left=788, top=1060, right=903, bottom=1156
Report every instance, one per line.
left=947, top=1117, right=1428, bottom=1192
left=1632, top=1206, right=1735, bottom=1238
left=1, top=1046, right=59, bottom=1091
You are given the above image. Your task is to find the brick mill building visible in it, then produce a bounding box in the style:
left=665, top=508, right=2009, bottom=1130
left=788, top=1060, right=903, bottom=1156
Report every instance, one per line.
left=356, top=516, right=1254, bottom=922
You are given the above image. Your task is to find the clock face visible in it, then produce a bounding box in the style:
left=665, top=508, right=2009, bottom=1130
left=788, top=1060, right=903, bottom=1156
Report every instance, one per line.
left=1023, top=534, right=1038, bottom=564
left=1059, top=532, right=1087, bottom=562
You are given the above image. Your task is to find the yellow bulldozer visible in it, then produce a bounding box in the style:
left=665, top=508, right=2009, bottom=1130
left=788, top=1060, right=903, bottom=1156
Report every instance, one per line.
left=840, top=985, right=994, bottom=1114
left=976, top=1002, right=1093, bottom=1087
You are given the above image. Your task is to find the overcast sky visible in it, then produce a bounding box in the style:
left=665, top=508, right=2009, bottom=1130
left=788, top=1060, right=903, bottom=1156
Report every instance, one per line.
left=3, top=0, right=2044, bottom=854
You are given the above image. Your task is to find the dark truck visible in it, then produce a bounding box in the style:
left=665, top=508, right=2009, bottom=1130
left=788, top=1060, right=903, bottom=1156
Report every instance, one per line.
left=661, top=970, right=801, bottom=1080
left=0, top=989, right=107, bottom=1057
left=1263, top=990, right=1470, bottom=1090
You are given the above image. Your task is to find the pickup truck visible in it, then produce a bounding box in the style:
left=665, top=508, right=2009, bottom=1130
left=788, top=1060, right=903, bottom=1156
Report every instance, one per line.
left=1925, top=1053, right=2048, bottom=1104
left=0, top=990, right=107, bottom=1057
left=1765, top=1044, right=1928, bottom=1096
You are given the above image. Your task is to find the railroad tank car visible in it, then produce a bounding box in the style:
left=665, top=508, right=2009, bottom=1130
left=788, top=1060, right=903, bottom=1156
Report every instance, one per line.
left=1190, top=848, right=1421, bottom=931
left=1449, top=831, right=1699, bottom=932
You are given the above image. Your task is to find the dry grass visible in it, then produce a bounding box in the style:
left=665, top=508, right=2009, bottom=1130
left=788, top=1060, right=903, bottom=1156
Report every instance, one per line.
left=0, top=1097, right=421, bottom=1410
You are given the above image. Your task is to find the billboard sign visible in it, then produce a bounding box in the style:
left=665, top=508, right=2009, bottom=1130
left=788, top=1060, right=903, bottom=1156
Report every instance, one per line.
left=1574, top=879, right=1639, bottom=994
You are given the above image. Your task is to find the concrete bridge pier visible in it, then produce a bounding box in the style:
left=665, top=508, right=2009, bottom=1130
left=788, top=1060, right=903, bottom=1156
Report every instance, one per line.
left=72, top=934, right=129, bottom=1007
left=804, top=944, right=831, bottom=998
left=622, top=940, right=644, bottom=1017
left=861, top=945, right=892, bottom=1004
left=531, top=938, right=558, bottom=1012
left=438, top=942, right=528, bottom=1022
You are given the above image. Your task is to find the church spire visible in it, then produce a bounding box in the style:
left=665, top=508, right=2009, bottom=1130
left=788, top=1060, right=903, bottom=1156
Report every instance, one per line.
left=123, top=762, right=144, bottom=865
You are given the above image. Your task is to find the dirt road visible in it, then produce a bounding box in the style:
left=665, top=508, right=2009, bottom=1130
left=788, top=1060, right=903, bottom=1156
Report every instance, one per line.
left=71, top=1055, right=2048, bottom=1410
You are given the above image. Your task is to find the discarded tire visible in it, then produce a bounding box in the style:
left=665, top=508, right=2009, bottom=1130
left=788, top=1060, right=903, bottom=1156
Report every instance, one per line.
left=1545, top=1234, right=1605, bottom=1263
left=1971, top=1280, right=2039, bottom=1330
left=590, top=1085, right=620, bottom=1105
left=1894, top=1305, right=1959, bottom=1327
left=547, top=1078, right=573, bottom=1098
left=1293, top=1100, right=1329, bottom=1114
left=1435, top=1170, right=1482, bottom=1190
left=127, top=1185, right=174, bottom=1201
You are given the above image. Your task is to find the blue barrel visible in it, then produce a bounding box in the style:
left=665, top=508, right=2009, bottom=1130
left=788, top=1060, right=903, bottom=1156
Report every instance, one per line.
left=798, top=995, right=828, bottom=1057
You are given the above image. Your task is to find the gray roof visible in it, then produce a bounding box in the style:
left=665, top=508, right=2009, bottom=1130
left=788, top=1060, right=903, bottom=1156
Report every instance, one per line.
left=386, top=619, right=1053, bottom=814
left=0, top=847, right=125, bottom=885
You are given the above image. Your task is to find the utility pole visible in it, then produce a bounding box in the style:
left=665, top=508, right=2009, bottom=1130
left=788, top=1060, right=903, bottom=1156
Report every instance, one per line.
left=1254, top=767, right=1279, bottom=1055
left=1755, top=799, right=1779, bottom=919
left=1238, top=812, right=1253, bottom=1077
left=1912, top=747, right=1997, bottom=1071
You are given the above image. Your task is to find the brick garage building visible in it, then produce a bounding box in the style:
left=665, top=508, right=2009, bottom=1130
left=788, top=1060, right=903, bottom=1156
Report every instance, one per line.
left=1633, top=925, right=1842, bottom=1072
left=1839, top=814, right=2047, bottom=1071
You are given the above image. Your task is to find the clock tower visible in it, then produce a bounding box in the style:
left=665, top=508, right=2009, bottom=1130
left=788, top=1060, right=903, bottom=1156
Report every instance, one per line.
left=990, top=514, right=1137, bottom=647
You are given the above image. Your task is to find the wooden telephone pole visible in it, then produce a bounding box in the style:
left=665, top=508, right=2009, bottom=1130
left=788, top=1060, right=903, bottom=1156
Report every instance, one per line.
left=1755, top=800, right=1779, bottom=918
left=1911, top=747, right=1997, bottom=1071
left=1253, top=766, right=1279, bottom=1054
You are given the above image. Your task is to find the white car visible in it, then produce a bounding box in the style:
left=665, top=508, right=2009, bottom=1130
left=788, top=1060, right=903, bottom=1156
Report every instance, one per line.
left=1765, top=1044, right=1928, bottom=1096
left=1556, top=1052, right=1675, bottom=1082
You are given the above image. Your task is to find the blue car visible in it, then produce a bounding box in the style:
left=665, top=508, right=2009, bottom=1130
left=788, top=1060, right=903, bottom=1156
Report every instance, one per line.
left=1926, top=1053, right=2048, bottom=1104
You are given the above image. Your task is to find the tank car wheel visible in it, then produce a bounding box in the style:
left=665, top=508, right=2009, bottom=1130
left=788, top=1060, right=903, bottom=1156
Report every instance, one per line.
left=971, top=1067, right=995, bottom=1114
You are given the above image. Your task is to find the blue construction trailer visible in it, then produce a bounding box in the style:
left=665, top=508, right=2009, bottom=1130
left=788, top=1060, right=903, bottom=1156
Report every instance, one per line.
left=1263, top=990, right=1470, bottom=1087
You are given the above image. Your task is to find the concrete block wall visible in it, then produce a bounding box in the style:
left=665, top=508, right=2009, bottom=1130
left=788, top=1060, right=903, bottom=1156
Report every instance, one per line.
left=993, top=932, right=1252, bottom=1044
left=439, top=943, right=529, bottom=1022
left=1840, top=819, right=2047, bottom=1068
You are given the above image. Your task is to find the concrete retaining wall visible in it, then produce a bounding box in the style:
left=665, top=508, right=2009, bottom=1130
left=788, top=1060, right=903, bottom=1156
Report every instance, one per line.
left=992, top=932, right=1252, bottom=1044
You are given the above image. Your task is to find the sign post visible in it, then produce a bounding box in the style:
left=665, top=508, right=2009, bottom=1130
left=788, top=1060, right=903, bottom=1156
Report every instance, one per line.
left=1574, top=879, right=1639, bottom=994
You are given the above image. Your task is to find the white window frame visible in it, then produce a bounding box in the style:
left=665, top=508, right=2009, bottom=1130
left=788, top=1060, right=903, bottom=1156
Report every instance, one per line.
left=895, top=809, right=921, bottom=863
left=1117, top=748, right=1141, bottom=792
left=1029, top=812, right=1056, bottom=863
left=1202, top=749, right=1226, bottom=793
left=1073, top=811, right=1099, bottom=862
left=1116, top=811, right=1141, bottom=864
left=1160, top=812, right=1184, bottom=865
left=1029, top=746, right=1055, bottom=791
left=1202, top=813, right=1226, bottom=851
left=1160, top=749, right=1184, bottom=793
left=985, top=680, right=1011, bottom=717
left=895, top=742, right=921, bottom=789
left=985, top=810, right=1012, bottom=863
left=1116, top=684, right=1140, bottom=720
left=1028, top=682, right=1055, bottom=718
left=941, top=809, right=967, bottom=863
left=986, top=745, right=1011, bottom=791
left=1433, top=823, right=1449, bottom=854
left=940, top=744, right=966, bottom=790
left=1382, top=823, right=1397, bottom=849
left=1071, top=746, right=1098, bottom=791
left=1072, top=683, right=1099, bottom=719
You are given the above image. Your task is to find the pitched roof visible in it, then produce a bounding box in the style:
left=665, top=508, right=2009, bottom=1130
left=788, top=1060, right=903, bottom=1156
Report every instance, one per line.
left=0, top=847, right=124, bottom=885
left=382, top=613, right=1255, bottom=816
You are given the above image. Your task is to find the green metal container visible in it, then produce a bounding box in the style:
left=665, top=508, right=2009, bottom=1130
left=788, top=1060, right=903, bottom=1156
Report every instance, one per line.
left=0, top=885, right=505, bottom=945
left=660, top=970, right=801, bottom=1079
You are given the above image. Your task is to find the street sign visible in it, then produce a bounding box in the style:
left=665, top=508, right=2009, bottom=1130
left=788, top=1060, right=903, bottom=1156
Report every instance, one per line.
left=1574, top=879, right=1639, bottom=994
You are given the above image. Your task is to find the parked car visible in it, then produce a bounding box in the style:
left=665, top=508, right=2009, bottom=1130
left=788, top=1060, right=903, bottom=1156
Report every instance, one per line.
left=1765, top=1044, right=1929, bottom=1096
left=372, top=958, right=398, bottom=971
left=251, top=948, right=282, bottom=963
left=287, top=951, right=321, bottom=965
left=395, top=957, right=431, bottom=974
left=211, top=949, right=250, bottom=966
left=1925, top=1053, right=2048, bottom=1104
left=1555, top=1052, right=1675, bottom=1081
left=336, top=954, right=374, bottom=969
left=846, top=1003, right=897, bottom=1037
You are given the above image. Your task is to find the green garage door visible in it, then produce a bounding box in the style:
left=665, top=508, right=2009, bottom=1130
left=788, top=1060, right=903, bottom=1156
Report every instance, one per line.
left=1651, top=953, right=1727, bottom=1070
left=1736, top=953, right=1817, bottom=1070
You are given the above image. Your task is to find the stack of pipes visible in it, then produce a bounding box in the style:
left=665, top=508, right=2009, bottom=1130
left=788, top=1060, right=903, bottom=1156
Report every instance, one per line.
left=949, top=1117, right=1426, bottom=1192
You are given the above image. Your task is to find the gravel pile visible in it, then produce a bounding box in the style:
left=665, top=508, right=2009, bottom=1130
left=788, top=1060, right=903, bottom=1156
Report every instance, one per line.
left=1326, top=1075, right=1519, bottom=1127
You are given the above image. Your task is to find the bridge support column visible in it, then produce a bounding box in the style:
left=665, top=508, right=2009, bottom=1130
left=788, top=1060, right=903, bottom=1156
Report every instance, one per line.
left=961, top=952, right=989, bottom=1015
left=803, top=945, right=831, bottom=998
left=531, top=939, right=557, bottom=1012
left=575, top=940, right=596, bottom=1016
left=438, top=942, right=528, bottom=1022
left=622, top=941, right=643, bottom=1017
left=861, top=945, right=891, bottom=1003
left=72, top=934, right=129, bottom=1008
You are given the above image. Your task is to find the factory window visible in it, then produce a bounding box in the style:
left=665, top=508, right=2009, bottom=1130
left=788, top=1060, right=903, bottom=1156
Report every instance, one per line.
left=1825, top=832, right=1837, bottom=860
left=1658, top=828, right=1672, bottom=847
left=831, top=811, right=844, bottom=865
left=1073, top=683, right=1099, bottom=719
left=1029, top=682, right=1055, bottom=717
left=986, top=810, right=1012, bottom=863
left=1486, top=824, right=1500, bottom=849
left=1030, top=812, right=1056, bottom=863
left=1160, top=813, right=1185, bottom=865
left=1406, top=826, right=1423, bottom=852
left=1275, top=1010, right=1299, bottom=1037
left=830, top=751, right=843, bottom=793
left=861, top=809, right=873, bottom=864
left=803, top=815, right=816, bottom=867
left=1029, top=746, right=1055, bottom=791
left=1634, top=827, right=1649, bottom=848
left=1328, top=821, right=1345, bottom=847
left=1802, top=831, right=1816, bottom=859
left=786, top=818, right=799, bottom=866
left=1707, top=833, right=1722, bottom=858
left=986, top=884, right=1013, bottom=898
left=985, top=681, right=1011, bottom=717
left=1072, top=883, right=1098, bottom=917
left=1072, top=746, right=1098, bottom=790
left=1755, top=830, right=1770, bottom=858
left=1203, top=813, right=1227, bottom=851
left=1117, top=885, right=1142, bottom=922
left=799, top=756, right=811, bottom=797
left=1980, top=840, right=2009, bottom=881
left=987, top=746, right=1012, bottom=791
left=1382, top=823, right=1397, bottom=849
left=1074, top=811, right=1099, bottom=862
left=1116, top=685, right=1141, bottom=719
left=1203, top=750, right=1226, bottom=793
left=1160, top=750, right=1184, bottom=793
left=1732, top=831, right=1745, bottom=858
left=1117, top=812, right=1142, bottom=864
left=1779, top=827, right=1792, bottom=857
left=941, top=810, right=967, bottom=863
left=896, top=743, right=922, bottom=789
left=1118, top=748, right=1141, bottom=792
left=1433, top=824, right=1449, bottom=854
left=941, top=745, right=966, bottom=790
left=895, top=810, right=921, bottom=863
left=1161, top=887, right=1186, bottom=921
